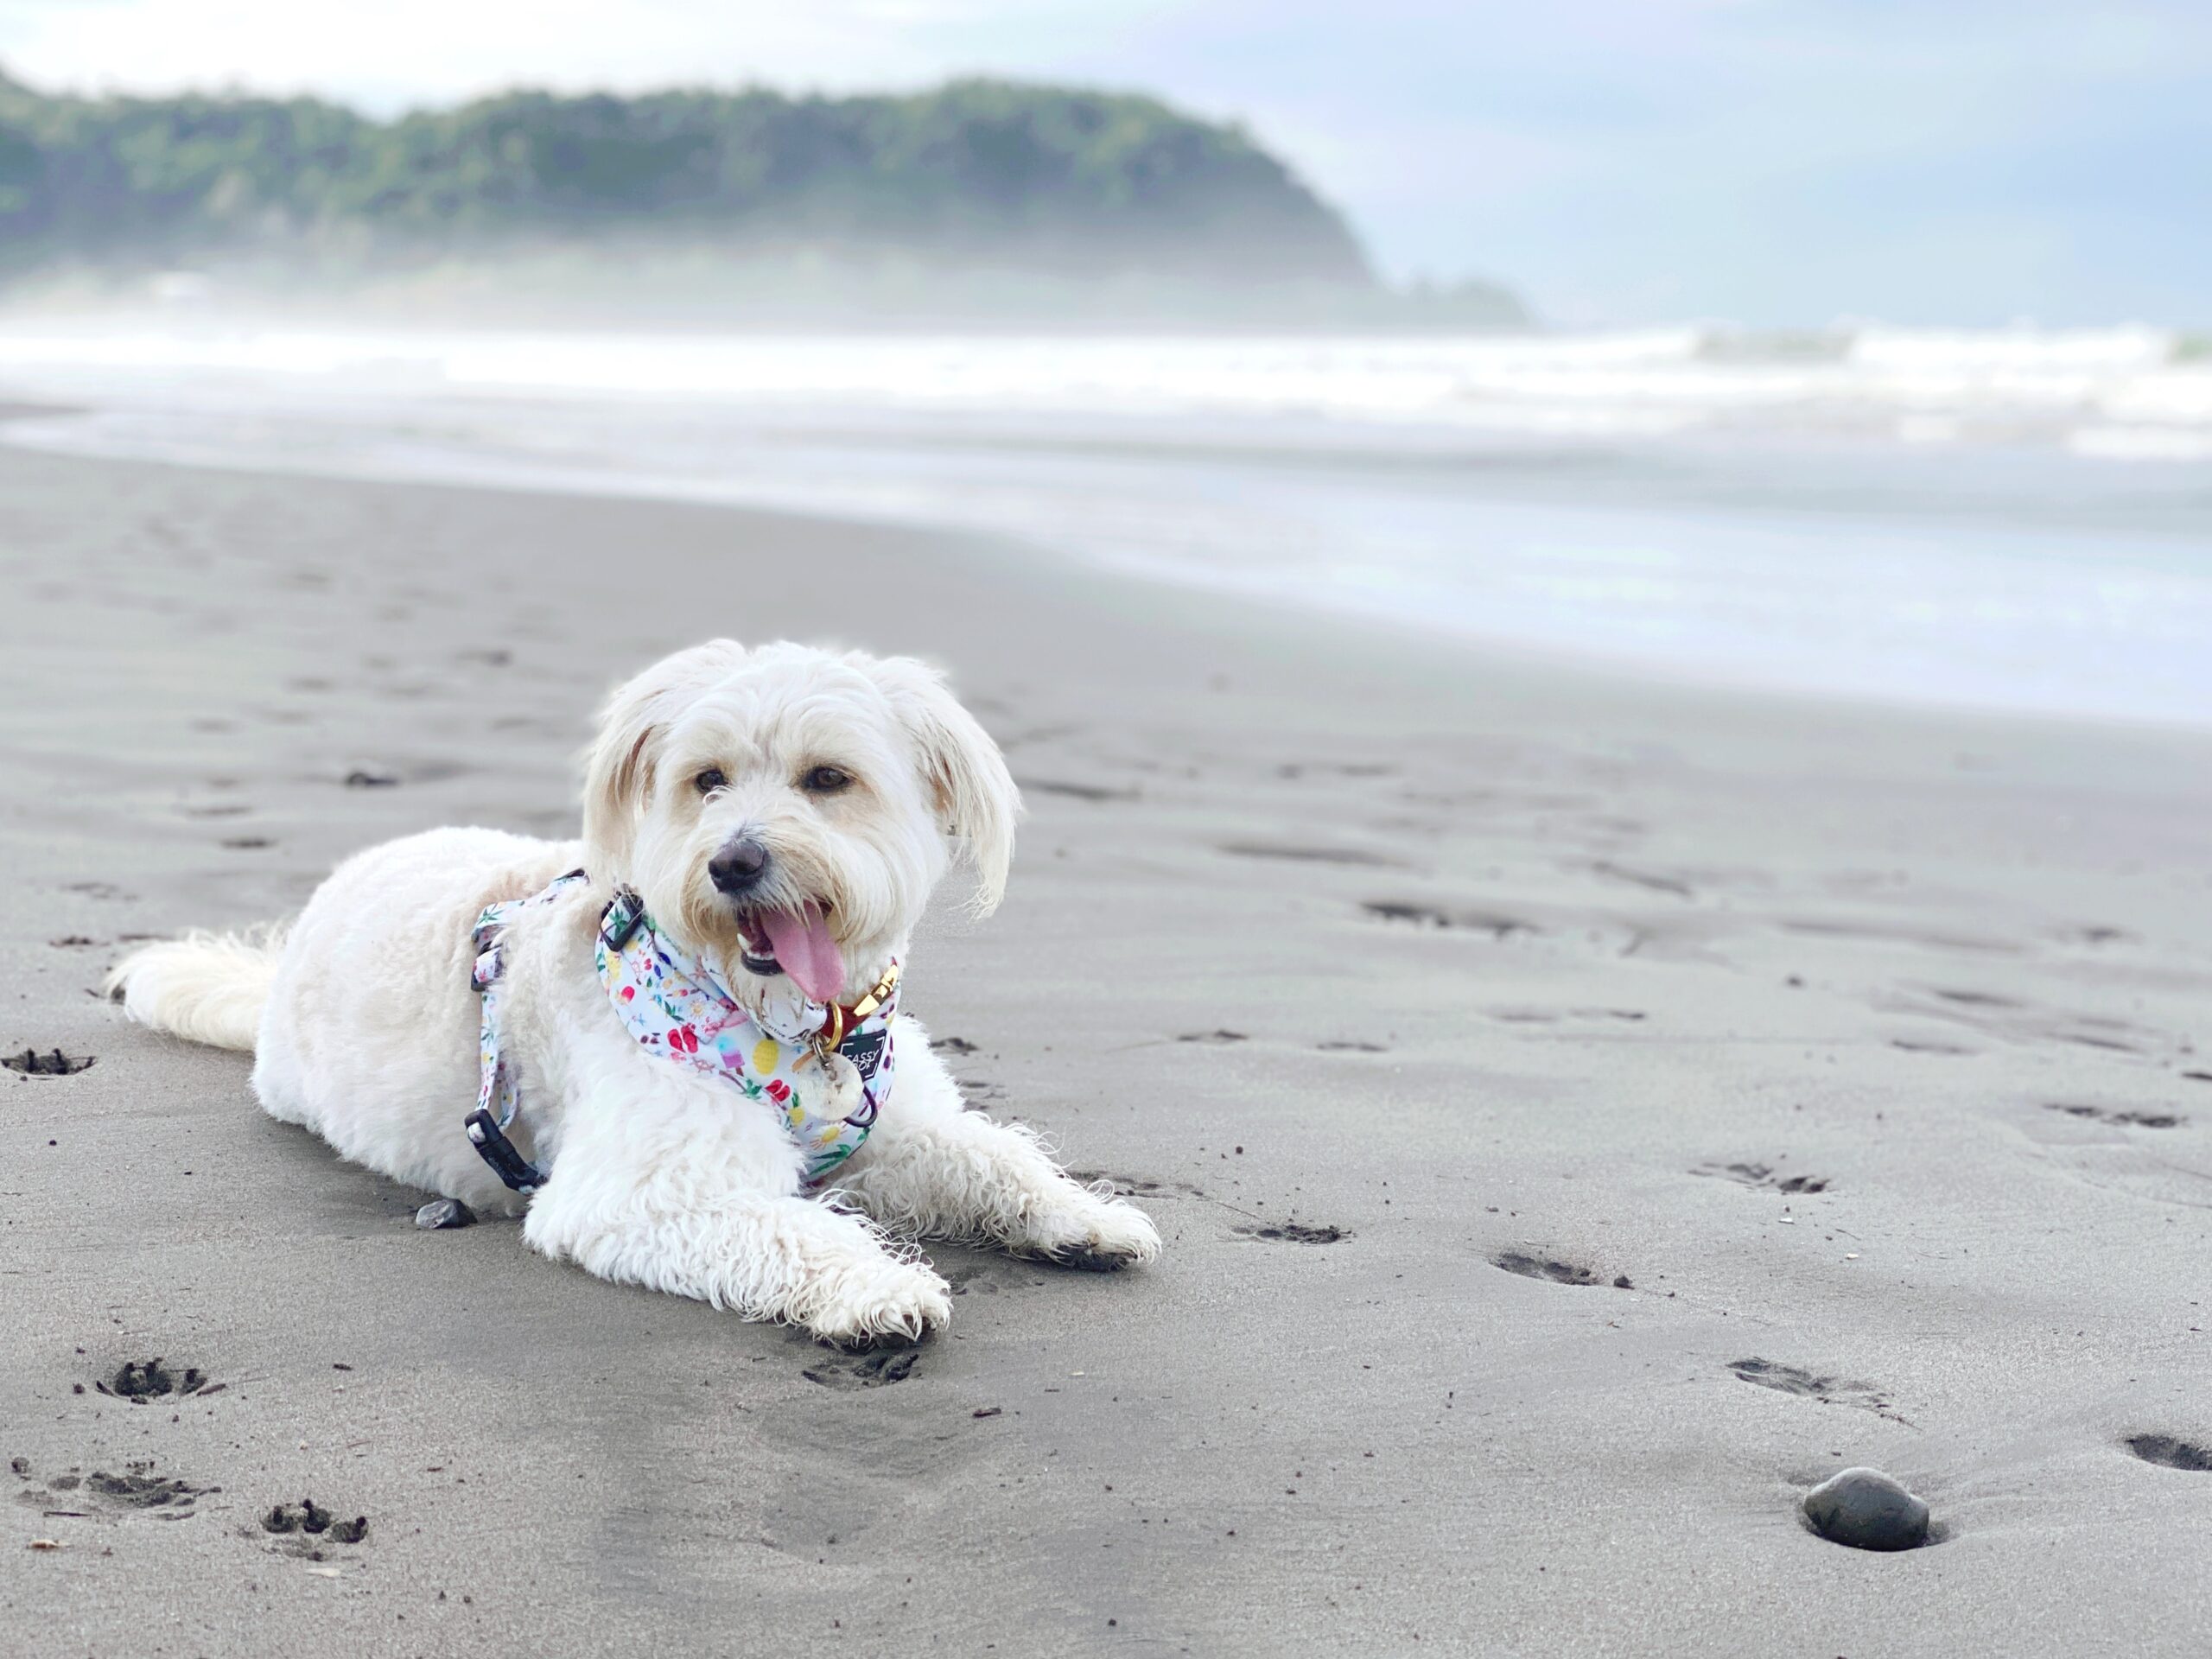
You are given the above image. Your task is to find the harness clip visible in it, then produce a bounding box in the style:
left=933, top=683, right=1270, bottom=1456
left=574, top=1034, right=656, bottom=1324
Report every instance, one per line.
left=464, top=1108, right=547, bottom=1193
left=600, top=888, right=646, bottom=952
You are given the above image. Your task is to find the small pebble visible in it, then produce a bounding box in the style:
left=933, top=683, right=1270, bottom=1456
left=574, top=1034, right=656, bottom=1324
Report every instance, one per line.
left=415, top=1198, right=476, bottom=1230
left=1801, top=1466, right=1930, bottom=1551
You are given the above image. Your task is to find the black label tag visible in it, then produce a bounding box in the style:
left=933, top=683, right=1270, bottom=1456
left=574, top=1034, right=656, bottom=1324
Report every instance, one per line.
left=839, top=1027, right=888, bottom=1082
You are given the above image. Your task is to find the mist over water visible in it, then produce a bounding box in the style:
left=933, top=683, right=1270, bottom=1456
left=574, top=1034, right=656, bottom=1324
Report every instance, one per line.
left=3, top=316, right=2209, bottom=727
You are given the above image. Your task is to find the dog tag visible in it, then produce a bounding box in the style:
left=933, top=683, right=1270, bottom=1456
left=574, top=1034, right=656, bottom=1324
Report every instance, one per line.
left=838, top=1027, right=888, bottom=1083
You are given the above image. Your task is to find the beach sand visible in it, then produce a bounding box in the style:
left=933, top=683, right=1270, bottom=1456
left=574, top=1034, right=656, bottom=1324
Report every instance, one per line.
left=5, top=442, right=2212, bottom=1656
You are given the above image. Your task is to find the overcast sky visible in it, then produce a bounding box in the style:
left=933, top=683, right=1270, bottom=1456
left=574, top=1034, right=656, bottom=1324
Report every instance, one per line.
left=3, top=0, right=2207, bottom=327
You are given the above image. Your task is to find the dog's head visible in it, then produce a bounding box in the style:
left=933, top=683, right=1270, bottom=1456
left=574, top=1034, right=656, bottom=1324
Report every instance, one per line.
left=582, top=640, right=1020, bottom=1004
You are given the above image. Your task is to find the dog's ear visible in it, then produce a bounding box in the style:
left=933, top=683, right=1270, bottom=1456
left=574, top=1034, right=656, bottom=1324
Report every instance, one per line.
left=582, top=640, right=745, bottom=874
left=867, top=655, right=1022, bottom=914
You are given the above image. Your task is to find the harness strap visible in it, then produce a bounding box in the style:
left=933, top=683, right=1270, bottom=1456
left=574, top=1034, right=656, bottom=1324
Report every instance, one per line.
left=468, top=868, right=588, bottom=1192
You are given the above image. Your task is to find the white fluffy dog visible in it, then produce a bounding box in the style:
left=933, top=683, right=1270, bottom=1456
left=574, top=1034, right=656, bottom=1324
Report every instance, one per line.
left=108, top=640, right=1160, bottom=1342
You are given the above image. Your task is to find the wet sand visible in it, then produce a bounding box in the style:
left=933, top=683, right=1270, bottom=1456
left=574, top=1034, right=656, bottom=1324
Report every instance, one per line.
left=4, top=442, right=2212, bottom=1655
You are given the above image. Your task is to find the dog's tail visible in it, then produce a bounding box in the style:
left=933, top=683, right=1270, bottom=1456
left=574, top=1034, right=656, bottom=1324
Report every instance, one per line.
left=104, top=926, right=286, bottom=1052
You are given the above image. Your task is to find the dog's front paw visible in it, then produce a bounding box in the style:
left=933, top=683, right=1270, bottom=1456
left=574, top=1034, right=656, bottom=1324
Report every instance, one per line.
left=805, top=1258, right=953, bottom=1345
left=1023, top=1188, right=1163, bottom=1270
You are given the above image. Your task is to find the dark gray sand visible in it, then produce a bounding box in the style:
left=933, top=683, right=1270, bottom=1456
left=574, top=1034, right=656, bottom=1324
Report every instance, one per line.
left=5, top=445, right=2212, bottom=1655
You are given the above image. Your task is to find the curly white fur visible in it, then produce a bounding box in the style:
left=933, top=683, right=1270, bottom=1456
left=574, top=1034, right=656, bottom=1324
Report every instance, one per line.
left=107, top=639, right=1160, bottom=1343
left=102, top=925, right=286, bottom=1052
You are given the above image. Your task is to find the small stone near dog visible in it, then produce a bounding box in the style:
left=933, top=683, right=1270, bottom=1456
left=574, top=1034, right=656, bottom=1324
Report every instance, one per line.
left=415, top=1198, right=476, bottom=1230
left=1801, top=1466, right=1930, bottom=1551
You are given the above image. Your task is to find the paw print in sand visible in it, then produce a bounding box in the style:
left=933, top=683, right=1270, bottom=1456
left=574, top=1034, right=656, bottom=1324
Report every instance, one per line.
left=261, top=1497, right=369, bottom=1557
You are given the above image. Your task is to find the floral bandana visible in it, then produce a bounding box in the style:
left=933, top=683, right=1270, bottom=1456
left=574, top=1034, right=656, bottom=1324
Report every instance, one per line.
left=467, top=870, right=899, bottom=1194
left=592, top=887, right=899, bottom=1185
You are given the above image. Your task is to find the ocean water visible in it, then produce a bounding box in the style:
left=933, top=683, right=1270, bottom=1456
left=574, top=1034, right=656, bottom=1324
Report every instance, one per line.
left=3, top=318, right=2209, bottom=727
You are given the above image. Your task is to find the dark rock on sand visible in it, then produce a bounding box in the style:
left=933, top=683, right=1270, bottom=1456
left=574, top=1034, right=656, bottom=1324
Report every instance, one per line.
left=415, top=1198, right=476, bottom=1230
left=1802, top=1466, right=1930, bottom=1551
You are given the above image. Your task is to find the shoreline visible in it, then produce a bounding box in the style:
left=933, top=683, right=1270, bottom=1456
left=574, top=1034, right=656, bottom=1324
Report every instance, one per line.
left=5, top=443, right=2212, bottom=1655
left=5, top=319, right=2212, bottom=733
left=6, top=404, right=2212, bottom=746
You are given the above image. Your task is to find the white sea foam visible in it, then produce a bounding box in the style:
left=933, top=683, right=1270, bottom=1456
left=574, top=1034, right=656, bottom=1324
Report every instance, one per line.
left=2069, top=425, right=2212, bottom=461
left=1, top=319, right=2208, bottom=446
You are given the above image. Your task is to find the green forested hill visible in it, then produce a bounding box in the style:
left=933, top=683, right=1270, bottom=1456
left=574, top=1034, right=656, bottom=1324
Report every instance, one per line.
left=0, top=71, right=1375, bottom=287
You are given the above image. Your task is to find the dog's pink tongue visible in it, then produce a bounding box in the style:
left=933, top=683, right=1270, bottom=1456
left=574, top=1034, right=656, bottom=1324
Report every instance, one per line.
left=760, top=904, right=844, bottom=1003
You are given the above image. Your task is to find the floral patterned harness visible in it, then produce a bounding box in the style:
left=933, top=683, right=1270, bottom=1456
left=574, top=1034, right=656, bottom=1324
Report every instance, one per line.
left=467, top=871, right=899, bottom=1194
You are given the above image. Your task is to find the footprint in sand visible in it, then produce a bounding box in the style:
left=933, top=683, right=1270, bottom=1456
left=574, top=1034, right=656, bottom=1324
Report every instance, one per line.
left=1783, top=918, right=2022, bottom=957
left=262, top=1497, right=370, bottom=1555
left=16, top=1462, right=216, bottom=1522
left=1727, top=1358, right=1897, bottom=1418
left=802, top=1348, right=921, bottom=1390
left=1928, top=988, right=2023, bottom=1009
left=62, top=881, right=135, bottom=902
left=942, top=1260, right=1050, bottom=1299
left=2126, top=1434, right=2212, bottom=1471
left=1069, top=1168, right=1207, bottom=1199
left=1275, top=760, right=1398, bottom=780
left=1891, top=985, right=2167, bottom=1057
left=2053, top=924, right=2136, bottom=948
left=94, top=1357, right=223, bottom=1402
left=4, top=1047, right=95, bottom=1076
left=1217, top=841, right=1405, bottom=868
left=1234, top=1223, right=1348, bottom=1245
left=1583, top=860, right=1696, bottom=899
left=1696, top=1161, right=1832, bottom=1195
left=2044, top=1103, right=2183, bottom=1129
left=1491, top=1007, right=1646, bottom=1025
left=1491, top=1251, right=1629, bottom=1288
left=1015, top=778, right=1138, bottom=803
left=1363, top=900, right=1535, bottom=938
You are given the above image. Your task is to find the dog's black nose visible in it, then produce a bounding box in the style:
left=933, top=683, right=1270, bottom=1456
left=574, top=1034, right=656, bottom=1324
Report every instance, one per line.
left=709, top=838, right=772, bottom=895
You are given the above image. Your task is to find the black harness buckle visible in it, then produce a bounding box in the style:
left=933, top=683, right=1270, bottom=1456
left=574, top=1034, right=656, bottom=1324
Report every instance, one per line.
left=465, top=1107, right=547, bottom=1193
left=600, top=887, right=646, bottom=952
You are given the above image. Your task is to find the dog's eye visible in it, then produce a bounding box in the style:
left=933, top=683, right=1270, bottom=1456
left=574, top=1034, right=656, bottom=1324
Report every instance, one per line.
left=694, top=768, right=728, bottom=796
left=800, top=765, right=851, bottom=795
